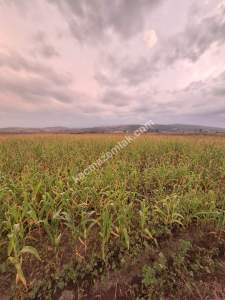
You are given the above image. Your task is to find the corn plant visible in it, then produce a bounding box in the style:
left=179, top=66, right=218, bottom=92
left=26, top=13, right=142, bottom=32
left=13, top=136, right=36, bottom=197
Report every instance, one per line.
left=153, top=195, right=184, bottom=228
left=99, top=207, right=113, bottom=260
left=7, top=224, right=41, bottom=287
left=139, top=200, right=156, bottom=243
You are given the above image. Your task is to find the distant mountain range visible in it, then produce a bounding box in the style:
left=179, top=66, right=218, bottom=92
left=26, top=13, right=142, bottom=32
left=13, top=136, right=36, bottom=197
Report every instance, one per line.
left=0, top=124, right=225, bottom=134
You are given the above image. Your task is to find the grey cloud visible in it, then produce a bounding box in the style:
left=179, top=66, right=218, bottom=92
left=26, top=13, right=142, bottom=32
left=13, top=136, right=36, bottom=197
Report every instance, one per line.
left=94, top=72, right=113, bottom=87
left=220, top=71, right=225, bottom=81
left=0, top=49, right=74, bottom=105
left=32, top=30, right=46, bottom=43
left=120, top=57, right=158, bottom=86
left=0, top=50, right=70, bottom=85
left=214, top=71, right=225, bottom=83
left=133, top=101, right=176, bottom=114
left=165, top=15, right=225, bottom=64
left=200, top=107, right=225, bottom=117
left=39, top=44, right=59, bottom=59
left=167, top=72, right=225, bottom=119
left=213, top=87, right=225, bottom=97
left=48, top=0, right=162, bottom=42
left=0, top=76, right=73, bottom=104
left=32, top=30, right=60, bottom=59
left=170, top=72, right=225, bottom=100
left=211, top=71, right=225, bottom=97
left=94, top=70, right=126, bottom=87
left=78, top=104, right=104, bottom=114
left=0, top=0, right=29, bottom=8
left=117, top=8, right=225, bottom=85
left=101, top=90, right=131, bottom=107
left=95, top=53, right=158, bottom=87
left=186, top=71, right=225, bottom=99
left=124, top=70, right=225, bottom=125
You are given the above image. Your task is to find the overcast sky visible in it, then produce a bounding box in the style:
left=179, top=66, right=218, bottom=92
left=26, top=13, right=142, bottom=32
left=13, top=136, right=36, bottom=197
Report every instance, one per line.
left=0, top=0, right=225, bottom=128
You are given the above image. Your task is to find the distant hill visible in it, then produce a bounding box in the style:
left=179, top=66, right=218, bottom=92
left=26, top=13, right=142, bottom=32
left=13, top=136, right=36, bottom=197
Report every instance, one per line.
left=150, top=124, right=225, bottom=133
left=0, top=124, right=225, bottom=134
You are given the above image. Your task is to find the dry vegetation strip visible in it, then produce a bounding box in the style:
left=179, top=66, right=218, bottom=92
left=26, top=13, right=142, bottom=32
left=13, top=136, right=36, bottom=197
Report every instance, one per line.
left=0, top=134, right=224, bottom=299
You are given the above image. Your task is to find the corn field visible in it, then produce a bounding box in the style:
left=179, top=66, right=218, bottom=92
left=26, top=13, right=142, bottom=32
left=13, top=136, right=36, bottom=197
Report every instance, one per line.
left=0, top=134, right=225, bottom=299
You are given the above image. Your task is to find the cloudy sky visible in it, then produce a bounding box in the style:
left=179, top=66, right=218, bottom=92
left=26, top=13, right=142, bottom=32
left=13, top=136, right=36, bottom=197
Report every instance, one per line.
left=0, top=0, right=225, bottom=128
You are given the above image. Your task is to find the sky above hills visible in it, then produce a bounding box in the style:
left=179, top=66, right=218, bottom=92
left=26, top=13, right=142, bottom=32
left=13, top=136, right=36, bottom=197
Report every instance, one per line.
left=0, top=0, right=225, bottom=128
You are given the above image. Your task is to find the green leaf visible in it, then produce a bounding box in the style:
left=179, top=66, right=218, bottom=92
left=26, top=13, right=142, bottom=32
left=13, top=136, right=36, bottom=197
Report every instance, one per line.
left=7, top=239, right=14, bottom=257
left=8, top=256, right=17, bottom=265
left=123, top=228, right=130, bottom=250
left=20, top=246, right=41, bottom=261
